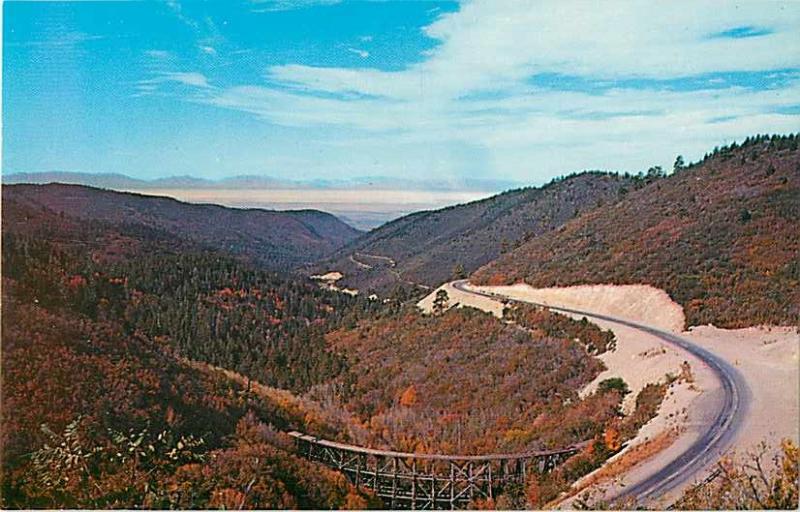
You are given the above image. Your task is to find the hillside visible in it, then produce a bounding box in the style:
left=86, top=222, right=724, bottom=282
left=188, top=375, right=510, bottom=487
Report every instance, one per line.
left=321, top=306, right=610, bottom=455
left=313, top=172, right=635, bottom=294
left=2, top=184, right=361, bottom=270
left=311, top=304, right=666, bottom=507
left=0, top=281, right=376, bottom=509
left=473, top=135, right=800, bottom=328
left=0, top=210, right=384, bottom=507
left=1, top=228, right=385, bottom=393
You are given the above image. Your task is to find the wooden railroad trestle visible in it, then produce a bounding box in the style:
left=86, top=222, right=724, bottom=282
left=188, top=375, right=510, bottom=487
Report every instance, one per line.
left=288, top=431, right=584, bottom=509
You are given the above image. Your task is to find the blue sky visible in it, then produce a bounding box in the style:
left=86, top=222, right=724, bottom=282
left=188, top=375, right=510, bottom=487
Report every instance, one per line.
left=3, top=0, right=799, bottom=184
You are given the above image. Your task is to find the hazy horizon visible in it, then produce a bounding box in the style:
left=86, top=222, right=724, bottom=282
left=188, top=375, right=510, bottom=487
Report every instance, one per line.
left=3, top=170, right=508, bottom=230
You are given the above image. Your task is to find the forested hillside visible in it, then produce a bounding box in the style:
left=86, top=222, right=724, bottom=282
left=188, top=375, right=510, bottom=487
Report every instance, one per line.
left=311, top=304, right=666, bottom=507
left=3, top=184, right=361, bottom=270
left=0, top=202, right=381, bottom=507
left=5, top=135, right=795, bottom=508
left=473, top=135, right=800, bottom=328
left=1, top=280, right=377, bottom=509
left=1, top=182, right=381, bottom=394
left=313, top=172, right=636, bottom=294
left=2, top=235, right=385, bottom=392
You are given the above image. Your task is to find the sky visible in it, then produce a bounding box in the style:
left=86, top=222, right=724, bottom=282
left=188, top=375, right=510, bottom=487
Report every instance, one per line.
left=3, top=0, right=800, bottom=185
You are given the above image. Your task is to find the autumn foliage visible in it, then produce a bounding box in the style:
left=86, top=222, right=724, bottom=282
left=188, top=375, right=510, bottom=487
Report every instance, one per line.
left=504, top=303, right=616, bottom=354
left=12, top=138, right=765, bottom=508
left=0, top=268, right=372, bottom=508
left=677, top=440, right=799, bottom=510
left=318, top=306, right=623, bottom=458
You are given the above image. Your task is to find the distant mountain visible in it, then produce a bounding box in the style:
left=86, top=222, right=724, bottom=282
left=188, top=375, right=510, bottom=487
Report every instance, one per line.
left=313, top=172, right=636, bottom=293
left=4, top=172, right=153, bottom=189
left=3, top=171, right=522, bottom=192
left=2, top=184, right=362, bottom=270
left=473, top=134, right=800, bottom=328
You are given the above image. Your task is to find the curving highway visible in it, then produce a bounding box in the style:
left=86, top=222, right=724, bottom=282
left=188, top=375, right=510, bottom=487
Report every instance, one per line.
left=451, top=280, right=749, bottom=506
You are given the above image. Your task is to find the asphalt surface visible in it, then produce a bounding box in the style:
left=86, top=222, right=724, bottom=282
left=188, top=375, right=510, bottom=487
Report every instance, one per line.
left=451, top=280, right=749, bottom=506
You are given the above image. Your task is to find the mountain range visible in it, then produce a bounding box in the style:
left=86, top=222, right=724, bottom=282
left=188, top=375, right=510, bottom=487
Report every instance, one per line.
left=3, top=171, right=521, bottom=193
left=305, top=134, right=799, bottom=329
left=6, top=134, right=797, bottom=329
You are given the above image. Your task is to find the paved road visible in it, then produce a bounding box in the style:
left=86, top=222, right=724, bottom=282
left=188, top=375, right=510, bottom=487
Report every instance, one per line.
left=451, top=280, right=749, bottom=505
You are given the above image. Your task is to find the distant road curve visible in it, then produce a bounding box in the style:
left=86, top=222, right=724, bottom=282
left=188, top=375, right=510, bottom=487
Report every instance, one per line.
left=451, top=280, right=749, bottom=505
left=350, top=252, right=432, bottom=290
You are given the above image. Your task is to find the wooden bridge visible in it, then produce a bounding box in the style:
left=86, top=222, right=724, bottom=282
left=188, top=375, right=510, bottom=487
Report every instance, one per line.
left=289, top=431, right=585, bottom=509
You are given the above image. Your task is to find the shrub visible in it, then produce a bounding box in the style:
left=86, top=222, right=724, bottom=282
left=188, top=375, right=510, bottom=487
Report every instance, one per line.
left=598, top=378, right=630, bottom=395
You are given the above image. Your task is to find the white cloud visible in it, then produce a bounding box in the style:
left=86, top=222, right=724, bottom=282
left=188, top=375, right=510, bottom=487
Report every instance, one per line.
left=184, top=0, right=800, bottom=180
left=267, top=0, right=800, bottom=101
left=266, top=64, right=422, bottom=98
left=250, top=0, right=341, bottom=12
left=17, top=31, right=103, bottom=49
left=348, top=48, right=370, bottom=59
left=165, top=0, right=200, bottom=31
left=137, top=72, right=212, bottom=96
left=161, top=72, right=211, bottom=88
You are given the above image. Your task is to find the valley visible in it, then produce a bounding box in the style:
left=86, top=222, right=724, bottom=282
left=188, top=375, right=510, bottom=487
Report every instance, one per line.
left=314, top=172, right=637, bottom=294
left=2, top=135, right=798, bottom=510
left=5, top=0, right=800, bottom=508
